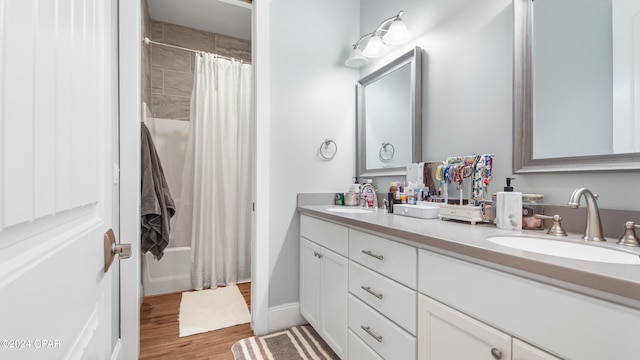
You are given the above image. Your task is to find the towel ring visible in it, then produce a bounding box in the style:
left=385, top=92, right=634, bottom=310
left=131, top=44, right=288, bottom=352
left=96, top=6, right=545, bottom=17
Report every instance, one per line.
left=319, top=139, right=337, bottom=160
left=379, top=142, right=395, bottom=161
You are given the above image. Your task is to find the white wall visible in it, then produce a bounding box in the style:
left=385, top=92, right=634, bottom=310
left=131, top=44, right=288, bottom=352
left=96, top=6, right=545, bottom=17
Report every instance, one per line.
left=361, top=0, right=640, bottom=211
left=265, top=0, right=360, bottom=309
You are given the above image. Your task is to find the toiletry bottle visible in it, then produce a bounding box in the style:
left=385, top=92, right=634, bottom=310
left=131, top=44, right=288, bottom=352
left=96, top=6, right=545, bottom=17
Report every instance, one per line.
left=495, top=177, right=522, bottom=230
left=387, top=192, right=394, bottom=213
left=406, top=182, right=419, bottom=205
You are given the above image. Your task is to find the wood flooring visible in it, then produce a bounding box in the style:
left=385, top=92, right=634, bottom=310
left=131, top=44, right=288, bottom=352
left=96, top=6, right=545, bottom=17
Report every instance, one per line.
left=140, top=283, right=253, bottom=360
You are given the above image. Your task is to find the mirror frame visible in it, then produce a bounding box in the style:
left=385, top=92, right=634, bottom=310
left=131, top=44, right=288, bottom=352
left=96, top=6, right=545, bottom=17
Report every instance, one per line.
left=357, top=46, right=422, bottom=177
left=513, top=0, right=640, bottom=173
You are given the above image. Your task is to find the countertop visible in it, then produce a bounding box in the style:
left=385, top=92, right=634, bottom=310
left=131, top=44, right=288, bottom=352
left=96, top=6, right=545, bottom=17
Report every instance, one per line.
left=297, top=204, right=640, bottom=308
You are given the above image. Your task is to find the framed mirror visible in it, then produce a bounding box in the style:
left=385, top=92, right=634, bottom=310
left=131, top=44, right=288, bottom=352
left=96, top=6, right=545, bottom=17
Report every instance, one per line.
left=357, top=46, right=422, bottom=177
left=513, top=0, right=640, bottom=173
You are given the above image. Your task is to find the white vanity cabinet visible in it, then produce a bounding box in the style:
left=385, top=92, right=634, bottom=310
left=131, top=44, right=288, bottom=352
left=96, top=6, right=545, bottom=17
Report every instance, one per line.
left=299, top=215, right=419, bottom=360
left=300, top=215, right=349, bottom=358
left=418, top=249, right=640, bottom=360
left=299, top=206, right=640, bottom=360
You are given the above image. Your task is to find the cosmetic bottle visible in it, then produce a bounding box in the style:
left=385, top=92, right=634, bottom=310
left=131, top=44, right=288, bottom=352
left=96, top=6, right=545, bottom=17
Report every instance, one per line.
left=495, top=177, right=522, bottom=230
left=387, top=192, right=394, bottom=213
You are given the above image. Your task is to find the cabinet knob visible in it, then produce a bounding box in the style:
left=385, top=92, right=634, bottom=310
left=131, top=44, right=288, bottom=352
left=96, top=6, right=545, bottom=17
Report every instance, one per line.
left=491, top=347, right=503, bottom=359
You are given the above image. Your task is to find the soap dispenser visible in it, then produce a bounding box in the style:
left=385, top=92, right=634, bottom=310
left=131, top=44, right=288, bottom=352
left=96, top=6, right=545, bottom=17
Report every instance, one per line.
left=495, top=177, right=522, bottom=230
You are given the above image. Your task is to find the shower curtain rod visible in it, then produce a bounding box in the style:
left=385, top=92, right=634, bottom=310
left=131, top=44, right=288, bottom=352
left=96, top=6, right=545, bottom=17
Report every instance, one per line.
left=143, top=37, right=243, bottom=63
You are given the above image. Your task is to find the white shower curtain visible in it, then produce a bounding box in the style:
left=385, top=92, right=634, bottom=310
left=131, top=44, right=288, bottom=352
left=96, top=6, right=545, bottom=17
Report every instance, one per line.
left=177, top=52, right=252, bottom=290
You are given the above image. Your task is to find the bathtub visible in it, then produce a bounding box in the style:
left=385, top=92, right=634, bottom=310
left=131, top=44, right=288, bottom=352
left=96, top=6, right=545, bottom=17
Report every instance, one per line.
left=141, top=103, right=193, bottom=296
left=142, top=246, right=192, bottom=296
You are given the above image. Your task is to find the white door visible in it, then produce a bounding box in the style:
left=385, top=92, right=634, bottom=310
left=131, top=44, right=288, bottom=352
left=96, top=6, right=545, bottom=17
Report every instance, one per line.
left=0, top=0, right=122, bottom=359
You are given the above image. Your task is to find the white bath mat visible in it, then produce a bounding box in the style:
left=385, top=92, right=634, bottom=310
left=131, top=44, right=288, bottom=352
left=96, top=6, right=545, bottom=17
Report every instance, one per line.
left=179, top=285, right=251, bottom=337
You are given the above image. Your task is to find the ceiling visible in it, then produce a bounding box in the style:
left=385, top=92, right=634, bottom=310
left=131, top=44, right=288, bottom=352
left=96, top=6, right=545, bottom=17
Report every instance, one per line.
left=147, top=0, right=252, bottom=40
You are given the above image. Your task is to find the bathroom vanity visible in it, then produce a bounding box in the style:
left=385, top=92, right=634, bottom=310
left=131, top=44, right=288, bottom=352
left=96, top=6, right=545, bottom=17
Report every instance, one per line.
left=298, top=204, right=640, bottom=360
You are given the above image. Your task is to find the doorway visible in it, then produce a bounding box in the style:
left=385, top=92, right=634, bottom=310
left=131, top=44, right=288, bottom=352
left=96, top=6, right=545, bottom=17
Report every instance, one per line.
left=138, top=1, right=255, bottom=351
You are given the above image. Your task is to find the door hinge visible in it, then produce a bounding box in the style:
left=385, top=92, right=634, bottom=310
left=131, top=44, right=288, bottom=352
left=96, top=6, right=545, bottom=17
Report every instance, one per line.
left=113, top=163, right=120, bottom=184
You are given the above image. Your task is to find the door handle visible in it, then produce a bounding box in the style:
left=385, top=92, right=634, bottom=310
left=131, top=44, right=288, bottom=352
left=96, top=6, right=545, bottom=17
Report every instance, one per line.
left=104, top=228, right=132, bottom=272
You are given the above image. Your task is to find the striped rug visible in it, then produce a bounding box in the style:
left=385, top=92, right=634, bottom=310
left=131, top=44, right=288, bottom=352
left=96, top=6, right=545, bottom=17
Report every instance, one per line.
left=231, top=325, right=340, bottom=360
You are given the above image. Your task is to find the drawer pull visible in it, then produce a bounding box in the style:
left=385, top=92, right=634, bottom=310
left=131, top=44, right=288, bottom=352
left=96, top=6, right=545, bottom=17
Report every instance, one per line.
left=313, top=251, right=323, bottom=259
left=490, top=348, right=503, bottom=359
left=361, top=250, right=384, bottom=260
left=360, top=325, right=383, bottom=343
left=361, top=286, right=383, bottom=299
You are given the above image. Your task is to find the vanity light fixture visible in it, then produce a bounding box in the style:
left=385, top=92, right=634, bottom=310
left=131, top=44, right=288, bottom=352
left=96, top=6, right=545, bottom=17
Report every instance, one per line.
left=345, top=10, right=411, bottom=67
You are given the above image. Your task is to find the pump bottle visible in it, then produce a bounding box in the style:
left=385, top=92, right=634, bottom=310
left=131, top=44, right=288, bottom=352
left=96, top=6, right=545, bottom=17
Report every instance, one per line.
left=495, top=177, right=522, bottom=230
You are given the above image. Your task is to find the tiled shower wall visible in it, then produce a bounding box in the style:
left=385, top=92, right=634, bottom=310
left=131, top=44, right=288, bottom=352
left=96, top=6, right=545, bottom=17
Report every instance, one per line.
left=148, top=20, right=252, bottom=120
left=141, top=0, right=152, bottom=109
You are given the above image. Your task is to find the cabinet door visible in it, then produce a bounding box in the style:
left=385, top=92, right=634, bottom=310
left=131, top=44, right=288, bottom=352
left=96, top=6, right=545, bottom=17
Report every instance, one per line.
left=320, top=247, right=348, bottom=358
left=513, top=339, right=562, bottom=360
left=300, top=238, right=322, bottom=328
left=418, top=294, right=511, bottom=360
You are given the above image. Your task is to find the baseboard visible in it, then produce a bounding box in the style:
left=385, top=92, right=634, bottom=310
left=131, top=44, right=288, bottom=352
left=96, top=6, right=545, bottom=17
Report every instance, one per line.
left=268, top=302, right=307, bottom=333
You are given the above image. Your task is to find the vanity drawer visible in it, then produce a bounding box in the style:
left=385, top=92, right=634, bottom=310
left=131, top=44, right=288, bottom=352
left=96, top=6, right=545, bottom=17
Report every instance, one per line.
left=348, top=329, right=383, bottom=360
left=349, top=261, right=417, bottom=335
left=349, top=229, right=417, bottom=288
left=300, top=214, right=348, bottom=257
left=349, top=294, right=416, bottom=360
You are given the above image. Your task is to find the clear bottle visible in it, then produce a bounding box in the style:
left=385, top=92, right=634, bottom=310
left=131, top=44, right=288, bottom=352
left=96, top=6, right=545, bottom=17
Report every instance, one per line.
left=522, top=194, right=544, bottom=230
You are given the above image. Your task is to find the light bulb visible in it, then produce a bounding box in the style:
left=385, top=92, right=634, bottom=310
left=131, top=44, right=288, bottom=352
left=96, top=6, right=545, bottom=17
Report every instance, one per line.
left=344, top=47, right=368, bottom=67
left=362, top=36, right=388, bottom=58
left=383, top=19, right=410, bottom=45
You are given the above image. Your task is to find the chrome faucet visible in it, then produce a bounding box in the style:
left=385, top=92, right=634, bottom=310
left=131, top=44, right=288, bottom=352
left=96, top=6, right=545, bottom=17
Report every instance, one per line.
left=567, top=188, right=606, bottom=242
left=360, top=183, right=378, bottom=209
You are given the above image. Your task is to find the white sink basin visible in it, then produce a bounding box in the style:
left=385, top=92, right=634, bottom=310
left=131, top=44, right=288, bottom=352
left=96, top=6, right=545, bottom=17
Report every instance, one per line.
left=486, top=236, right=640, bottom=265
left=326, top=207, right=373, bottom=214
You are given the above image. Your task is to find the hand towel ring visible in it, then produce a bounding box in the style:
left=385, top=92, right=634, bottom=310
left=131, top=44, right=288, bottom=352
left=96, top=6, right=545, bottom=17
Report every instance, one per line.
left=379, top=142, right=395, bottom=161
left=319, top=139, right=337, bottom=160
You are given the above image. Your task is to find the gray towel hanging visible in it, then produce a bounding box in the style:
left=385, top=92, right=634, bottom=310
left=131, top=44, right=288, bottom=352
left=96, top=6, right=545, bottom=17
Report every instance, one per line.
left=140, top=123, right=175, bottom=260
